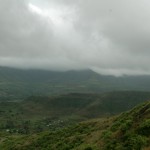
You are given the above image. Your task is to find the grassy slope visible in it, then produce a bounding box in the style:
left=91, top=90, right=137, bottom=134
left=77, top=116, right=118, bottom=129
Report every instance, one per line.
left=0, top=101, right=149, bottom=150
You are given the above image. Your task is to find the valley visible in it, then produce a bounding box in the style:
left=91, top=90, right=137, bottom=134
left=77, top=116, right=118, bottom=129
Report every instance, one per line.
left=0, top=91, right=150, bottom=135
left=0, top=67, right=150, bottom=150
left=1, top=0, right=150, bottom=149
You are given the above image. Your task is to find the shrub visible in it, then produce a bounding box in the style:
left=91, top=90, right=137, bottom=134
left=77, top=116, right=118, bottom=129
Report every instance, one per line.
left=84, top=146, right=93, bottom=150
left=120, top=119, right=132, bottom=132
left=124, top=134, right=148, bottom=150
left=138, top=119, right=150, bottom=136
left=102, top=130, right=112, bottom=139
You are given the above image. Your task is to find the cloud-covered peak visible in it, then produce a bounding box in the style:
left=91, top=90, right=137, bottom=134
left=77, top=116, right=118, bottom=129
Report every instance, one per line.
left=0, top=0, right=150, bottom=76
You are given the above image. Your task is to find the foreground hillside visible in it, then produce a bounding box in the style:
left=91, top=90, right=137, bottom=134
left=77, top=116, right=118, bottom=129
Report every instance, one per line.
left=0, top=91, right=150, bottom=134
left=0, top=101, right=149, bottom=150
left=1, top=67, right=150, bottom=101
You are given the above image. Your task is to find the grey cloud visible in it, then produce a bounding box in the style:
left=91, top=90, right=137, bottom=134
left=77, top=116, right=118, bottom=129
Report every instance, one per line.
left=0, top=0, right=150, bottom=76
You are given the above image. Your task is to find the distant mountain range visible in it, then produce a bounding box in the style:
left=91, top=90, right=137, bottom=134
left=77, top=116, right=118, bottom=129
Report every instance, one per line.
left=1, top=66, right=150, bottom=100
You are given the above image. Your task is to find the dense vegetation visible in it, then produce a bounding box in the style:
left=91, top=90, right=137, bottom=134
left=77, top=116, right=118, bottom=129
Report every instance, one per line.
left=0, top=67, right=150, bottom=149
left=0, top=91, right=150, bottom=134
left=102, top=101, right=150, bottom=150
left=0, top=101, right=149, bottom=150
left=1, top=67, right=150, bottom=101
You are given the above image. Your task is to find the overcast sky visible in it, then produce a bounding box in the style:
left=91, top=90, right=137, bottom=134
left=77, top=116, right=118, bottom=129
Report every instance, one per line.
left=0, top=0, right=150, bottom=76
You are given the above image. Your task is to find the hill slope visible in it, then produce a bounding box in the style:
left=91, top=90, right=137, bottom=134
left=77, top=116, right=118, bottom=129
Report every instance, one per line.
left=0, top=101, right=149, bottom=150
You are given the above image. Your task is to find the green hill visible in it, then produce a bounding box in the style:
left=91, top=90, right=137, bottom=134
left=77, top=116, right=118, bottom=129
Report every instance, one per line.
left=101, top=101, right=150, bottom=150
left=1, top=67, right=150, bottom=101
left=0, top=100, right=149, bottom=150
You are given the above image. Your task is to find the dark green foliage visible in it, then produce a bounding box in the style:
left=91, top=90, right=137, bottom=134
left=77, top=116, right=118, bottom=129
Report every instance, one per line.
left=102, top=130, right=112, bottom=139
left=124, top=134, right=147, bottom=150
left=84, top=147, right=93, bottom=150
left=137, top=119, right=150, bottom=136
left=102, top=101, right=150, bottom=150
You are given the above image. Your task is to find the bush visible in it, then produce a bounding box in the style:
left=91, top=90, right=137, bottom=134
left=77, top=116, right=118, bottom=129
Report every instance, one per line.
left=84, top=147, right=93, bottom=150
left=120, top=119, right=132, bottom=132
left=124, top=134, right=148, bottom=150
left=102, top=130, right=112, bottom=139
left=138, top=119, right=150, bottom=136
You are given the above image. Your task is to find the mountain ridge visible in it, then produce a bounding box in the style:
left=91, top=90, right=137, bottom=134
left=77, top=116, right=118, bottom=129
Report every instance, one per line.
left=1, top=67, right=150, bottom=101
